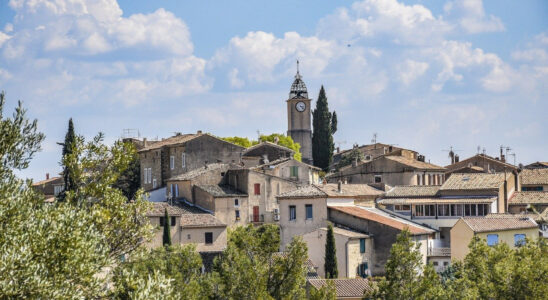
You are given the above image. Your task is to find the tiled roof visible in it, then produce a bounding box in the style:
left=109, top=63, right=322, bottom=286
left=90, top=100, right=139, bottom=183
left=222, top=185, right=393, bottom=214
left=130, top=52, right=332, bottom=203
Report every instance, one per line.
left=460, top=215, right=538, bottom=233
left=146, top=201, right=205, bottom=217
left=509, top=191, right=548, bottom=204
left=195, top=185, right=247, bottom=198
left=321, top=226, right=369, bottom=239
left=520, top=169, right=548, bottom=185
left=276, top=185, right=327, bottom=199
left=308, top=278, right=374, bottom=297
left=525, top=162, right=548, bottom=169
left=516, top=208, right=548, bottom=222
left=439, top=173, right=506, bottom=190
left=243, top=141, right=295, bottom=154
left=168, top=163, right=229, bottom=181
left=329, top=206, right=435, bottom=235
left=180, top=214, right=226, bottom=228
left=378, top=197, right=496, bottom=205
left=32, top=176, right=62, bottom=186
left=316, top=183, right=384, bottom=198
left=385, top=155, right=446, bottom=171
left=139, top=134, right=200, bottom=152
left=445, top=154, right=516, bottom=171
left=384, top=185, right=440, bottom=198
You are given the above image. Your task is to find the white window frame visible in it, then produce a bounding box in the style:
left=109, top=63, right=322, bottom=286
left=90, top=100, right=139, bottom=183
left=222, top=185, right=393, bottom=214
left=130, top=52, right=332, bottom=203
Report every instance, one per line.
left=175, top=184, right=179, bottom=197
left=182, top=153, right=186, bottom=168
left=170, top=156, right=175, bottom=170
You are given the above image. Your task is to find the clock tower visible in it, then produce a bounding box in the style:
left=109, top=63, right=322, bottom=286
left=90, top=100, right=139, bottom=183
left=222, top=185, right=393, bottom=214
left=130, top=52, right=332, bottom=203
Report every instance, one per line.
left=287, top=62, right=313, bottom=165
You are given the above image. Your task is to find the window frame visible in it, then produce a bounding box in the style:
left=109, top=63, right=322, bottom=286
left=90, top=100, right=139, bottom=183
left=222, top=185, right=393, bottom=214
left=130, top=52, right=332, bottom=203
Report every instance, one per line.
left=254, top=183, right=261, bottom=195
left=181, top=153, right=186, bottom=168
left=205, top=232, right=213, bottom=244
left=487, top=234, right=499, bottom=246
left=305, top=204, right=313, bottom=220
left=514, top=234, right=526, bottom=247
left=360, top=238, right=366, bottom=253
left=289, top=205, right=296, bottom=221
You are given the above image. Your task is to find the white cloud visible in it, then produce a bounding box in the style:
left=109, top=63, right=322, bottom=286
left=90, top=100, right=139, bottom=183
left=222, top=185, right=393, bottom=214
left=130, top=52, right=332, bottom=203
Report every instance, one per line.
left=398, top=59, right=429, bottom=86
left=228, top=68, right=244, bottom=88
left=444, top=0, right=504, bottom=34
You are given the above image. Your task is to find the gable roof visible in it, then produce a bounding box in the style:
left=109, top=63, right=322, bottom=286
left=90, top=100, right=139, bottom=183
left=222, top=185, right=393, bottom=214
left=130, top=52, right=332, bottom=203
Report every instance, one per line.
left=384, top=155, right=446, bottom=171
left=445, top=154, right=516, bottom=172
left=253, top=157, right=321, bottom=171
left=308, top=278, right=374, bottom=297
left=167, top=163, right=229, bottom=181
left=243, top=141, right=295, bottom=155
left=509, top=191, right=548, bottom=204
left=329, top=206, right=435, bottom=235
left=146, top=201, right=207, bottom=217
left=276, top=185, right=327, bottom=199
left=439, top=173, right=506, bottom=191
left=384, top=185, right=440, bottom=198
left=315, top=183, right=384, bottom=198
left=520, top=168, right=548, bottom=185
left=321, top=226, right=370, bottom=239
left=524, top=162, right=548, bottom=169
left=138, top=133, right=244, bottom=152
left=459, top=215, right=537, bottom=233
left=32, top=176, right=63, bottom=186
left=195, top=184, right=247, bottom=198
left=180, top=214, right=227, bottom=228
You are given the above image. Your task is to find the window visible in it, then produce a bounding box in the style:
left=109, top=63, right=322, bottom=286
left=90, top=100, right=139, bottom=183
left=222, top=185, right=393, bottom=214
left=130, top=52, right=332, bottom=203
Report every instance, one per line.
left=415, top=204, right=435, bottom=217
left=438, top=204, right=450, bottom=216
left=487, top=234, right=498, bottom=246
left=522, top=186, right=543, bottom=191
left=205, top=232, right=213, bottom=244
left=305, top=204, right=313, bottom=220
left=289, top=205, right=296, bottom=221
left=395, top=205, right=411, bottom=211
left=234, top=199, right=239, bottom=207
left=187, top=234, right=191, bottom=240
left=417, top=174, right=422, bottom=185
left=175, top=184, right=179, bottom=197
left=254, top=183, right=261, bottom=195
left=514, top=234, right=526, bottom=247
left=152, top=178, right=157, bottom=189
left=433, top=261, right=439, bottom=266
left=443, top=262, right=449, bottom=266
left=357, top=263, right=368, bottom=278
left=235, top=210, right=240, bottom=220
left=54, top=185, right=63, bottom=196
left=374, top=175, right=382, bottom=183
left=159, top=217, right=164, bottom=226
left=170, top=156, right=175, bottom=170
left=181, top=153, right=186, bottom=168
left=171, top=216, right=176, bottom=226
left=360, top=238, right=366, bottom=253
left=290, top=166, right=299, bottom=178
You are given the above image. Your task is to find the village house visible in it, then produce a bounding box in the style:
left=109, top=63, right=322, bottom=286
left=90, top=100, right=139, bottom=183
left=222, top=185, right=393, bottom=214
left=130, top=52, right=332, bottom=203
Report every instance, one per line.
left=519, top=168, right=548, bottom=191
left=328, top=205, right=435, bottom=276
left=302, top=226, right=372, bottom=278
left=252, top=157, right=321, bottom=185
left=165, top=163, right=232, bottom=203
left=138, top=132, right=245, bottom=191
left=307, top=278, right=373, bottom=300
left=508, top=191, right=548, bottom=237
left=32, top=174, right=64, bottom=202
left=327, top=153, right=446, bottom=187
left=331, top=143, right=419, bottom=170
left=145, top=202, right=227, bottom=252
left=242, top=141, right=295, bottom=162
left=450, top=215, right=538, bottom=261
left=524, top=162, right=548, bottom=169
left=316, top=182, right=385, bottom=207
left=444, top=153, right=517, bottom=178
left=192, top=184, right=249, bottom=227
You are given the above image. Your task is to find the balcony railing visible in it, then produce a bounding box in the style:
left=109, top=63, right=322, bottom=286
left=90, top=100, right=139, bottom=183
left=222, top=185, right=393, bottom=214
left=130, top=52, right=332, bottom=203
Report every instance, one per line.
left=428, top=247, right=451, bottom=257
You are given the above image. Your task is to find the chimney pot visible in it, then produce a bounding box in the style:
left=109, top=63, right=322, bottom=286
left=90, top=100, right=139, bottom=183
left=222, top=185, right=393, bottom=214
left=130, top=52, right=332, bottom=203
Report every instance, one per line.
left=143, top=138, right=147, bottom=147
left=336, top=147, right=340, bottom=153
left=197, top=130, right=202, bottom=134
left=46, top=173, right=49, bottom=180
left=338, top=180, right=342, bottom=193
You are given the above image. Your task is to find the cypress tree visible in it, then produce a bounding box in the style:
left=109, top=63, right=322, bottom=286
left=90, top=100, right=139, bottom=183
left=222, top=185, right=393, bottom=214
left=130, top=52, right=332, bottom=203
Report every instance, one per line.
left=163, top=208, right=172, bottom=246
left=324, top=223, right=338, bottom=278
left=331, top=111, right=337, bottom=134
left=312, top=86, right=336, bottom=171
left=59, top=118, right=77, bottom=201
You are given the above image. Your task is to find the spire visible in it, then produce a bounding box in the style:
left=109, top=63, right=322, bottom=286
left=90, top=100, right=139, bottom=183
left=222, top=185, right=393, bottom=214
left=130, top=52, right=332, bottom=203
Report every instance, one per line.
left=289, top=60, right=308, bottom=99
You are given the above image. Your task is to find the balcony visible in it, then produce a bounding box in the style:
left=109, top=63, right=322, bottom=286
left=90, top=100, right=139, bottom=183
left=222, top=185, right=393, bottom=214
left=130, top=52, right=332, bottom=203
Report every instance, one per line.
left=250, top=214, right=265, bottom=224
left=428, top=247, right=451, bottom=257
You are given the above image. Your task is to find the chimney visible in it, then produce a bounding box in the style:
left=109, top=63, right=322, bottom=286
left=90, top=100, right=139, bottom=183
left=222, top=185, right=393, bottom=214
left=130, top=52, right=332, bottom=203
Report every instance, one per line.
left=322, top=178, right=327, bottom=186
left=197, top=130, right=202, bottom=134
left=143, top=138, right=147, bottom=147
left=338, top=180, right=342, bottom=193
left=336, top=147, right=340, bottom=153
left=455, top=155, right=460, bottom=163
left=46, top=173, right=49, bottom=180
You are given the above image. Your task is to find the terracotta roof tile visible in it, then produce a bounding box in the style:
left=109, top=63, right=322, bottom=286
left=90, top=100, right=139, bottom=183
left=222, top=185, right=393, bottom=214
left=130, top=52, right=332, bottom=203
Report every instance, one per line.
left=308, top=278, right=374, bottom=297
left=277, top=185, right=327, bottom=199
left=509, top=191, right=548, bottom=204
left=440, top=173, right=506, bottom=190
left=384, top=185, right=440, bottom=198
left=520, top=169, right=548, bottom=185
left=32, top=176, right=62, bottom=186
left=168, top=163, right=230, bottom=181
left=195, top=185, right=247, bottom=198
left=146, top=201, right=205, bottom=217
left=445, top=154, right=517, bottom=171
left=180, top=214, right=226, bottom=228
left=460, top=215, right=537, bottom=233
left=329, top=206, right=435, bottom=235
left=316, top=183, right=384, bottom=198
left=385, top=155, right=446, bottom=171
left=139, top=134, right=200, bottom=152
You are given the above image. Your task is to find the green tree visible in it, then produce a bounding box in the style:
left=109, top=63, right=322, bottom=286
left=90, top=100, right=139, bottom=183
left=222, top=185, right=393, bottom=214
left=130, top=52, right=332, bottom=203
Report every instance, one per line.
left=312, top=86, right=336, bottom=171
left=59, top=118, right=77, bottom=201
left=337, top=147, right=365, bottom=169
left=367, top=229, right=422, bottom=299
left=324, top=223, right=338, bottom=279
left=113, top=141, right=140, bottom=200
left=222, top=136, right=254, bottom=148
left=309, top=280, right=337, bottom=300
left=163, top=208, right=172, bottom=246
left=259, top=133, right=302, bottom=161
left=331, top=111, right=337, bottom=134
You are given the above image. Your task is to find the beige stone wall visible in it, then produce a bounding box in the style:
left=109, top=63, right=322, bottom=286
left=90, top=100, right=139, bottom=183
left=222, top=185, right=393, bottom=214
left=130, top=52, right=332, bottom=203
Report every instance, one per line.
left=213, top=197, right=249, bottom=227
left=193, top=187, right=216, bottom=211
left=279, top=197, right=328, bottom=250
left=140, top=149, right=163, bottom=191
left=181, top=226, right=227, bottom=252
left=346, top=238, right=373, bottom=278
left=145, top=215, right=183, bottom=248
left=246, top=171, right=298, bottom=223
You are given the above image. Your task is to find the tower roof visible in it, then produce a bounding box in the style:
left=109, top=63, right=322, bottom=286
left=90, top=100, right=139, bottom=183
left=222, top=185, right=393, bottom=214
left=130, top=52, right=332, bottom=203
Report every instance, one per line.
left=289, top=60, right=308, bottom=99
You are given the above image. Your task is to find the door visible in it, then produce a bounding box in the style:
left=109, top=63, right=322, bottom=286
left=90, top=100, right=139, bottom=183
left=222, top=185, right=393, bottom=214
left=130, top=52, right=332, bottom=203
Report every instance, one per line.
left=253, top=206, right=260, bottom=222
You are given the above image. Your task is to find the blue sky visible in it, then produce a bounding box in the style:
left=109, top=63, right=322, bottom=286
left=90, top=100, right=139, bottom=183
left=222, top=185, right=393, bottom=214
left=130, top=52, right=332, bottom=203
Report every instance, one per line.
left=0, top=0, right=546, bottom=181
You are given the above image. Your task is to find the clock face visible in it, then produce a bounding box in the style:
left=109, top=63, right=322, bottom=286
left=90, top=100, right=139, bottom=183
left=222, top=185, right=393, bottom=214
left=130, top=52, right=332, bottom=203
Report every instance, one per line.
left=295, top=101, right=306, bottom=112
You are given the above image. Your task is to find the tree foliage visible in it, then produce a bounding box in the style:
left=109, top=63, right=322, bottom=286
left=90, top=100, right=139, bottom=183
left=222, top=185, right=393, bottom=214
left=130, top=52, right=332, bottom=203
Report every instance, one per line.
left=59, top=118, right=77, bottom=201
left=312, top=86, right=336, bottom=171
left=113, top=141, right=140, bottom=200
left=337, top=147, right=365, bottom=170
left=163, top=208, right=172, bottom=246
left=324, top=223, right=338, bottom=279
left=222, top=133, right=302, bottom=161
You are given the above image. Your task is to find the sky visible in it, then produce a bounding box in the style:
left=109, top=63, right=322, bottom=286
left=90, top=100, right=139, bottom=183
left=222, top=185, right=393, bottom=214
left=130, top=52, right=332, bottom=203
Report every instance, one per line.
left=0, top=0, right=546, bottom=181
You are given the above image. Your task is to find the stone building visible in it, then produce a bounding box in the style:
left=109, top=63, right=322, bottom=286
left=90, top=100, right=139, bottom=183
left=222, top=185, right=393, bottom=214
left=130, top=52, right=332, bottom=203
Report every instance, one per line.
left=524, top=161, right=548, bottom=169
left=286, top=64, right=313, bottom=165
left=138, top=132, right=245, bottom=191
left=252, top=157, right=321, bottom=185
left=32, top=174, right=64, bottom=202
left=450, top=215, right=538, bottom=261
left=445, top=153, right=517, bottom=178
left=327, top=153, right=446, bottom=187
left=302, top=226, right=372, bottom=278
left=165, top=163, right=232, bottom=203
left=519, top=168, right=548, bottom=191
left=145, top=202, right=227, bottom=252
left=332, top=143, right=418, bottom=170
left=193, top=184, right=249, bottom=228
left=242, top=141, right=295, bottom=162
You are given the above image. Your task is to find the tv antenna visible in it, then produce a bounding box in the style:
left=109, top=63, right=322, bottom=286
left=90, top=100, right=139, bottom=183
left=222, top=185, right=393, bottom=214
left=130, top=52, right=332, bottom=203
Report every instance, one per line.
left=371, top=133, right=377, bottom=144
